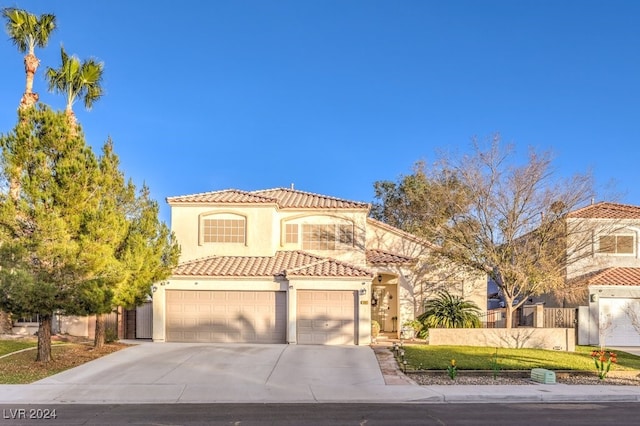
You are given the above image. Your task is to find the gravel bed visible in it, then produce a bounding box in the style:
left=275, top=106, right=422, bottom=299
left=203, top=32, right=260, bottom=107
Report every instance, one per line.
left=410, top=373, right=640, bottom=386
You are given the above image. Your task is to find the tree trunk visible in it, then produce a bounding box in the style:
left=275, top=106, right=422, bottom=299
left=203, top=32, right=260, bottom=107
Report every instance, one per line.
left=503, top=297, right=515, bottom=329
left=65, top=109, right=78, bottom=137
left=19, top=54, right=40, bottom=110
left=0, top=311, right=13, bottom=334
left=36, top=315, right=52, bottom=363
left=23, top=53, right=39, bottom=94
left=94, top=313, right=105, bottom=349
left=504, top=306, right=513, bottom=329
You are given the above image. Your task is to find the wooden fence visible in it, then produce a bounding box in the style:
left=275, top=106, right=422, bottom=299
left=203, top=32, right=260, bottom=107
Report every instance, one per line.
left=543, top=307, right=576, bottom=328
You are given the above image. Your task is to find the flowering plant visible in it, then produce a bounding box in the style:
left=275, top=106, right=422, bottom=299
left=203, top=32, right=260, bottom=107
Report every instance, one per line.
left=446, top=359, right=457, bottom=380
left=591, top=349, right=617, bottom=380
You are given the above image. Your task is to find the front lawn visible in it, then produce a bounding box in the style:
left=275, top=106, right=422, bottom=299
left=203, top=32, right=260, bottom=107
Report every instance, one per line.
left=0, top=341, right=126, bottom=384
left=402, top=345, right=640, bottom=371
left=0, top=339, right=37, bottom=357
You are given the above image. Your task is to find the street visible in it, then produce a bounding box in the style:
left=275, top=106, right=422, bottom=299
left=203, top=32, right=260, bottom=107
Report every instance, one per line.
left=0, top=402, right=637, bottom=425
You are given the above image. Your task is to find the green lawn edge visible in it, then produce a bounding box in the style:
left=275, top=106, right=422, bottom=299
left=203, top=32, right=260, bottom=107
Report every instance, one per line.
left=397, top=345, right=640, bottom=372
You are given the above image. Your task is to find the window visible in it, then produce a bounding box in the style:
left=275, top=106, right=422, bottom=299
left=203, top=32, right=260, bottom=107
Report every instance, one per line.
left=598, top=235, right=634, bottom=254
left=203, top=218, right=245, bottom=243
left=301, top=223, right=354, bottom=250
left=338, top=224, right=354, bottom=245
left=285, top=224, right=298, bottom=243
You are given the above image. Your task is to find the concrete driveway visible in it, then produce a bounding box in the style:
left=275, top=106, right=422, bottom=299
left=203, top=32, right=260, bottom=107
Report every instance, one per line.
left=0, top=342, right=435, bottom=404
left=611, top=347, right=640, bottom=356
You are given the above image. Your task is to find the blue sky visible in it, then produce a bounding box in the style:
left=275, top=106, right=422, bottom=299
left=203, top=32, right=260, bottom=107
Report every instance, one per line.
left=1, top=1, right=639, bottom=224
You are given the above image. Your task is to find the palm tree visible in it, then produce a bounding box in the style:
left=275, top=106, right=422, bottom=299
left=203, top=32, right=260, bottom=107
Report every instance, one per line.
left=46, top=46, right=104, bottom=130
left=417, top=290, right=482, bottom=328
left=2, top=8, right=56, bottom=109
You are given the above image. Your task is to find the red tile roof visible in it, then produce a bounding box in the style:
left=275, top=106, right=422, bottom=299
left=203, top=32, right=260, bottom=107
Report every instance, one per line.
left=586, top=267, right=640, bottom=286
left=366, top=249, right=414, bottom=265
left=173, top=250, right=373, bottom=279
left=167, top=189, right=276, bottom=205
left=253, top=188, right=369, bottom=209
left=568, top=202, right=640, bottom=219
left=167, top=187, right=370, bottom=210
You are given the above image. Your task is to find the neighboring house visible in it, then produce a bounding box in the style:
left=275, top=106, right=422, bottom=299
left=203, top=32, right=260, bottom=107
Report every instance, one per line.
left=564, top=202, right=640, bottom=346
left=152, top=187, right=486, bottom=345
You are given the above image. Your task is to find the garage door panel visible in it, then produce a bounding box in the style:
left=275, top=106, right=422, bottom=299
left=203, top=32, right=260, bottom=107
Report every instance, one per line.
left=166, top=290, right=286, bottom=343
left=297, top=290, right=356, bottom=345
left=600, top=298, right=640, bottom=346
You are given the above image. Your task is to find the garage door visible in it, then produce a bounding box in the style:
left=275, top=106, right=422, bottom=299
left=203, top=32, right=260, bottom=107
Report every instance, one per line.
left=297, top=290, right=356, bottom=345
left=599, top=298, right=640, bottom=346
left=166, top=290, right=286, bottom=343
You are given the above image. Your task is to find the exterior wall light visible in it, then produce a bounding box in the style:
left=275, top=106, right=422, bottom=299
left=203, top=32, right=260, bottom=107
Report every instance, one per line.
left=590, top=294, right=598, bottom=303
left=359, top=288, right=367, bottom=296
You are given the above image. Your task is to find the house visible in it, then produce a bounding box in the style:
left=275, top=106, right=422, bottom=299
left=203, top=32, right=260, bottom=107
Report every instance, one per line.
left=563, top=202, right=640, bottom=346
left=151, top=187, right=486, bottom=345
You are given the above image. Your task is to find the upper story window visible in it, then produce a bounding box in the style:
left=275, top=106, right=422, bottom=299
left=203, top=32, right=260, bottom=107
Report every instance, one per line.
left=300, top=223, right=354, bottom=250
left=597, top=234, right=635, bottom=255
left=201, top=214, right=246, bottom=244
left=285, top=224, right=298, bottom=244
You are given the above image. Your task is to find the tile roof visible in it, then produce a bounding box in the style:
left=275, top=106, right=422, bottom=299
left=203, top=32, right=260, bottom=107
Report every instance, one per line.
left=568, top=202, right=640, bottom=219
left=167, top=189, right=276, bottom=205
left=167, top=187, right=370, bottom=210
left=173, top=250, right=373, bottom=279
left=252, top=188, right=369, bottom=209
left=366, top=249, right=414, bottom=265
left=586, top=267, right=640, bottom=286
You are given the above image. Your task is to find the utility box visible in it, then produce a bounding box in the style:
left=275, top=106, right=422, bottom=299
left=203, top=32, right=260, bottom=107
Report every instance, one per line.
left=531, top=368, right=556, bottom=384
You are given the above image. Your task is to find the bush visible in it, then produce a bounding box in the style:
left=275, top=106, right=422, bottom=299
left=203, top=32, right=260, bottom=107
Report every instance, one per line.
left=417, top=290, right=482, bottom=329
left=104, top=328, right=118, bottom=344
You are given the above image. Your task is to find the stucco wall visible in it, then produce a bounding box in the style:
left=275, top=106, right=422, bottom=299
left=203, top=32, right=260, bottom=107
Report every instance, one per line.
left=428, top=327, right=576, bottom=351
left=566, top=218, right=640, bottom=280
left=12, top=315, right=93, bottom=338
left=170, top=204, right=278, bottom=261
left=278, top=211, right=368, bottom=266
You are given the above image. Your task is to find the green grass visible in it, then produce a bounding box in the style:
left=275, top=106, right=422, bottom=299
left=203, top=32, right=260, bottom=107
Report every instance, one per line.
left=0, top=339, right=37, bottom=357
left=402, top=345, right=640, bottom=371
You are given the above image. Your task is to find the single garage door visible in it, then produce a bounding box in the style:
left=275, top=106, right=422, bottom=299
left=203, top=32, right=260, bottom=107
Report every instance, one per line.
left=166, top=290, right=286, bottom=343
left=599, top=298, right=640, bottom=346
left=297, top=290, right=356, bottom=345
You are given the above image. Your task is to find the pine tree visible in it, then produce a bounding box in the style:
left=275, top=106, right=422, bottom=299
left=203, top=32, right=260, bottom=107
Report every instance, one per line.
left=0, top=105, right=100, bottom=362
left=80, top=141, right=180, bottom=348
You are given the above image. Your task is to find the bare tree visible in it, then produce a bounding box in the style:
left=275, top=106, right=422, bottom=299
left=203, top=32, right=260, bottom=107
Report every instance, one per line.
left=374, top=135, right=598, bottom=328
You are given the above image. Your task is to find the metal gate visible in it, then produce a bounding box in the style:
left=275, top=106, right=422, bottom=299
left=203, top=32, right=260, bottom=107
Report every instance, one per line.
left=543, top=308, right=576, bottom=328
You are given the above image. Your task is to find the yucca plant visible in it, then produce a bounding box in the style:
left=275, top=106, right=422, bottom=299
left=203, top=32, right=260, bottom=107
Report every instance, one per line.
left=417, top=290, right=482, bottom=328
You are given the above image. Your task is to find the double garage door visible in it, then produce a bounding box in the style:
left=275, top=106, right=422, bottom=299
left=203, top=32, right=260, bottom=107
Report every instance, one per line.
left=599, top=298, right=640, bottom=346
left=165, top=290, right=356, bottom=344
left=166, top=290, right=286, bottom=343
